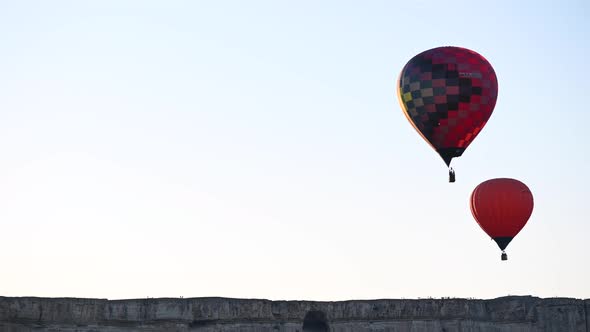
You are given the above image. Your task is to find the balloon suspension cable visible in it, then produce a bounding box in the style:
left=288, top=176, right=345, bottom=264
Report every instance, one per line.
left=449, top=167, right=456, bottom=183
left=501, top=251, right=507, bottom=261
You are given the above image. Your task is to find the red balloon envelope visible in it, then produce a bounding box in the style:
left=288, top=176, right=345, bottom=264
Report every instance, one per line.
left=398, top=46, right=498, bottom=182
left=470, top=178, right=534, bottom=260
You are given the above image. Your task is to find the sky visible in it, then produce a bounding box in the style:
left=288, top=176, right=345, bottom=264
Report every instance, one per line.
left=0, top=0, right=588, bottom=301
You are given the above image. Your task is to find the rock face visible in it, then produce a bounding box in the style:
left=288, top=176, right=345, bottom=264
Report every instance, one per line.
left=0, top=296, right=588, bottom=331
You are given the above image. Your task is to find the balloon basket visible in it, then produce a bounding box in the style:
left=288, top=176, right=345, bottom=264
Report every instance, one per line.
left=501, top=252, right=507, bottom=261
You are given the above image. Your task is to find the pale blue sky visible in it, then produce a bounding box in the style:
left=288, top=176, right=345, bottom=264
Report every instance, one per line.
left=0, top=1, right=588, bottom=300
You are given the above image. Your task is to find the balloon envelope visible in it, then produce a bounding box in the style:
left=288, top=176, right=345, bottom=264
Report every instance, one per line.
left=470, top=178, right=534, bottom=252
left=398, top=46, right=498, bottom=167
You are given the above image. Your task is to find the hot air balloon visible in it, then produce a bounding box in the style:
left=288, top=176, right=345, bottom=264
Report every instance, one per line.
left=397, top=46, right=498, bottom=182
left=470, top=178, right=534, bottom=260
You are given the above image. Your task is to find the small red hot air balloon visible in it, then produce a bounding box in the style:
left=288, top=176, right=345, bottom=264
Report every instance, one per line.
left=397, top=46, right=498, bottom=182
left=470, top=178, right=534, bottom=260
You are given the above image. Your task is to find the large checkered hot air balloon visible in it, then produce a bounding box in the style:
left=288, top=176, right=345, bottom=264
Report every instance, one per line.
left=470, top=178, right=534, bottom=261
left=397, top=46, right=498, bottom=182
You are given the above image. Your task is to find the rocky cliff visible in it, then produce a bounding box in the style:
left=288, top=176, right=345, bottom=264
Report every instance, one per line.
left=0, top=296, right=588, bottom=331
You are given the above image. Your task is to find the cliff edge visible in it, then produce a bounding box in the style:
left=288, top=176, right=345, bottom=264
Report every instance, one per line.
left=0, top=296, right=588, bottom=331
